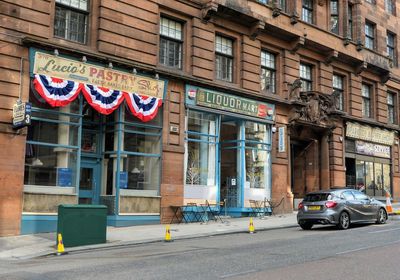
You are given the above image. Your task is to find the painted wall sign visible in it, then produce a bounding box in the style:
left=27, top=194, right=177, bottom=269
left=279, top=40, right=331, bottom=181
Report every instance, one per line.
left=278, top=126, right=286, bottom=152
left=12, top=101, right=31, bottom=130
left=355, top=141, right=391, bottom=159
left=186, top=86, right=274, bottom=120
left=346, top=122, right=394, bottom=146
left=32, top=52, right=164, bottom=98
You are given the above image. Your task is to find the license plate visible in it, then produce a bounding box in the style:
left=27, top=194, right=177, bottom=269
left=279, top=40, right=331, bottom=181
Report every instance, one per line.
left=308, top=205, right=321, bottom=211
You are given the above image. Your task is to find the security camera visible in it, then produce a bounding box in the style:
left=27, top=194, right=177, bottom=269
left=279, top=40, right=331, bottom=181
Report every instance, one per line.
left=272, top=126, right=277, bottom=133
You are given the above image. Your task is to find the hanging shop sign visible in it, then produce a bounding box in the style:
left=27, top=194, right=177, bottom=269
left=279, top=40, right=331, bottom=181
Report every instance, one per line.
left=346, top=122, right=394, bottom=146
left=355, top=141, right=391, bottom=159
left=186, top=85, right=274, bottom=120
left=31, top=51, right=164, bottom=121
left=12, top=100, right=32, bottom=130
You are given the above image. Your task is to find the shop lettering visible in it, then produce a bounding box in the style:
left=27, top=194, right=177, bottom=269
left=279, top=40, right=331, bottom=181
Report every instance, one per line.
left=203, top=91, right=258, bottom=113
left=39, top=59, right=86, bottom=75
left=89, top=68, right=132, bottom=83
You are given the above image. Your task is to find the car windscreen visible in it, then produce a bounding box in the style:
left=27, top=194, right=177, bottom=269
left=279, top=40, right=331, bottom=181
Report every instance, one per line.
left=303, top=193, right=333, bottom=202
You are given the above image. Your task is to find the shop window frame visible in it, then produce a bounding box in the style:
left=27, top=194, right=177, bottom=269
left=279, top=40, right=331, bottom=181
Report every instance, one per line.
left=184, top=109, right=219, bottom=188
left=24, top=91, right=83, bottom=193
left=104, top=106, right=163, bottom=197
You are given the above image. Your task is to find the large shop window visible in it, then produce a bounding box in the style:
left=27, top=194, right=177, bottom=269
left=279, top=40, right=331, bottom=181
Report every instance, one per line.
left=24, top=89, right=81, bottom=189
left=356, top=160, right=391, bottom=197
left=245, top=122, right=270, bottom=189
left=185, top=111, right=217, bottom=186
left=105, top=106, right=162, bottom=196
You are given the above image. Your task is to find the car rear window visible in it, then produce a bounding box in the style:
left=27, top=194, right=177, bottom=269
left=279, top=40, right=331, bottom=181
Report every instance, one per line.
left=304, top=193, right=333, bottom=202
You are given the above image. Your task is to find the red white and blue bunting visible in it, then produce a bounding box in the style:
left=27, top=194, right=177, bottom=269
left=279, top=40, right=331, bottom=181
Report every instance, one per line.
left=81, top=85, right=125, bottom=115
left=33, top=74, right=81, bottom=107
left=124, top=92, right=163, bottom=122
left=33, top=74, right=163, bottom=121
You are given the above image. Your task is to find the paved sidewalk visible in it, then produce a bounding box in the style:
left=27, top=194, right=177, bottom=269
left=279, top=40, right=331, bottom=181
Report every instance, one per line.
left=0, top=213, right=298, bottom=261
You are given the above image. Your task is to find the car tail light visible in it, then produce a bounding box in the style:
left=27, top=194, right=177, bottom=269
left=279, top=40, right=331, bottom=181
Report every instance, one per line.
left=325, top=201, right=337, bottom=208
left=298, top=202, right=304, bottom=210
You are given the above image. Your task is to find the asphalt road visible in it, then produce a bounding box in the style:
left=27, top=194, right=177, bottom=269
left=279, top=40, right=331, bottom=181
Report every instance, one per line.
left=1, top=219, right=400, bottom=280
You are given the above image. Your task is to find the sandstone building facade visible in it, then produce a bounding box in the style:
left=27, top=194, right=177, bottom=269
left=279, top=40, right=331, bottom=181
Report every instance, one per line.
left=1, top=0, right=399, bottom=236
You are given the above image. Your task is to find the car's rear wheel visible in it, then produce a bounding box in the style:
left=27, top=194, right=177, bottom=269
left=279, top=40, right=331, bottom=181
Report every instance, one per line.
left=376, top=208, right=387, bottom=224
left=336, top=211, right=350, bottom=230
left=299, top=222, right=313, bottom=230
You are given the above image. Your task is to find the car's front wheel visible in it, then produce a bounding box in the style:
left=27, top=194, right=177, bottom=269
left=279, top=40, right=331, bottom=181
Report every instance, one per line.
left=336, top=211, right=350, bottom=230
left=299, top=222, right=313, bottom=230
left=376, top=208, right=387, bottom=224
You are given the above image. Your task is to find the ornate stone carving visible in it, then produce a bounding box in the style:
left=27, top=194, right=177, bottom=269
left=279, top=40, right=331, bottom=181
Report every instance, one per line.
left=288, top=79, right=302, bottom=101
left=289, top=90, right=342, bottom=128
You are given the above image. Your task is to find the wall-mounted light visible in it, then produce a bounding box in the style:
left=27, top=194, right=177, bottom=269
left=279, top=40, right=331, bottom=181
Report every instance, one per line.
left=54, top=49, right=59, bottom=56
left=271, top=126, right=277, bottom=133
left=132, top=68, right=137, bottom=75
left=81, top=56, right=87, bottom=63
left=155, top=73, right=159, bottom=80
left=339, top=136, right=343, bottom=142
left=108, top=62, right=113, bottom=69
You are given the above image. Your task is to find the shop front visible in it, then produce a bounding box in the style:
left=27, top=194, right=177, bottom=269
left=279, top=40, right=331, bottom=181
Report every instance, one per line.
left=22, top=49, right=166, bottom=234
left=184, top=85, right=275, bottom=216
left=345, top=122, right=394, bottom=199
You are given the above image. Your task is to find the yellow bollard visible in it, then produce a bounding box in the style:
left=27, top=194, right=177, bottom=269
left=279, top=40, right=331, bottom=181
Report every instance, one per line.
left=249, top=217, right=255, bottom=234
left=56, top=233, right=66, bottom=256
left=164, top=225, right=172, bottom=242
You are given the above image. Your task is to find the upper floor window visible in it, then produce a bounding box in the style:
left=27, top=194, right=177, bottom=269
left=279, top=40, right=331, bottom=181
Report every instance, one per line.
left=387, top=91, right=396, bottom=124
left=54, top=0, right=88, bottom=44
left=362, top=84, right=372, bottom=118
left=302, top=0, right=314, bottom=24
left=365, top=22, right=375, bottom=50
left=159, top=17, right=183, bottom=69
left=347, top=4, right=353, bottom=39
left=279, top=0, right=286, bottom=12
left=365, top=0, right=375, bottom=4
left=333, top=74, right=344, bottom=111
left=300, top=63, right=312, bottom=92
left=215, top=35, right=233, bottom=82
left=385, top=0, right=395, bottom=15
left=261, top=51, right=276, bottom=94
left=330, top=0, right=339, bottom=34
left=387, top=32, right=396, bottom=65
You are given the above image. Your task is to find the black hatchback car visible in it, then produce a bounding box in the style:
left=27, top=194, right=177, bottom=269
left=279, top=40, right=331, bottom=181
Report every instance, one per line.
left=297, top=189, right=387, bottom=230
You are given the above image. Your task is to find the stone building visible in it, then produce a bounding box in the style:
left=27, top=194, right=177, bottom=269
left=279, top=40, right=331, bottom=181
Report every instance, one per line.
left=1, top=0, right=399, bottom=236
